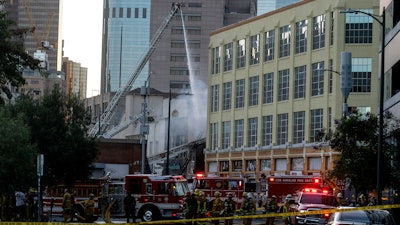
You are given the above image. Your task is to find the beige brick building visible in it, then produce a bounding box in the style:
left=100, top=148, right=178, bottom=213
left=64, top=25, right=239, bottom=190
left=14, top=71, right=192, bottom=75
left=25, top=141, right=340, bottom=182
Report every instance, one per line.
left=206, top=0, right=380, bottom=184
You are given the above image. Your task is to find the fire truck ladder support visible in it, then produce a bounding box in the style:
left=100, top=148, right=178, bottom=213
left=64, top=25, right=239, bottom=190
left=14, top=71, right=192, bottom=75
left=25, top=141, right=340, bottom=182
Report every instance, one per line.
left=89, top=3, right=181, bottom=137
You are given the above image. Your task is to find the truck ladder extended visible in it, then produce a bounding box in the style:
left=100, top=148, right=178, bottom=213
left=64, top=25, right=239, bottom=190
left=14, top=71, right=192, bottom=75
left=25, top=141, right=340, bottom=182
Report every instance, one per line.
left=89, top=3, right=181, bottom=137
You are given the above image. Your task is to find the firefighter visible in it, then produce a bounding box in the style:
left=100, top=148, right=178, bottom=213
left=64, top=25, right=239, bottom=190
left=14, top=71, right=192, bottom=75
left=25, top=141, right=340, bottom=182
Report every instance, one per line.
left=223, top=192, right=236, bottom=225
left=184, top=192, right=198, bottom=225
left=265, top=195, right=278, bottom=225
left=83, top=193, right=95, bottom=223
left=62, top=189, right=72, bottom=222
left=197, top=191, right=208, bottom=225
left=240, top=192, right=255, bottom=225
left=212, top=191, right=224, bottom=225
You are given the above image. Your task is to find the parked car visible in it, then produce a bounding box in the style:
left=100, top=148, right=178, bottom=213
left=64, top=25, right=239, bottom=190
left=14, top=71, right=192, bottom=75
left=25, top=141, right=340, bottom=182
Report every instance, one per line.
left=327, top=209, right=396, bottom=225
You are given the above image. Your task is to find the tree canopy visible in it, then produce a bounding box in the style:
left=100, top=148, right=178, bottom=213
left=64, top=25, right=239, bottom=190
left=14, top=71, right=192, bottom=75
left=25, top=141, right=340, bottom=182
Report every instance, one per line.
left=328, top=111, right=399, bottom=194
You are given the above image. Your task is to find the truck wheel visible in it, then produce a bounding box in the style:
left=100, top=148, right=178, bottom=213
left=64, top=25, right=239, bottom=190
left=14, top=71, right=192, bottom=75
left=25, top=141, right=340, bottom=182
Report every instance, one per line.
left=139, top=206, right=160, bottom=222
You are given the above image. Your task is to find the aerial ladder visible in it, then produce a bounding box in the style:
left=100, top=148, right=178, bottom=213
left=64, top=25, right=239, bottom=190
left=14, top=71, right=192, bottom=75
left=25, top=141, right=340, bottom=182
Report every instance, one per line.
left=89, top=3, right=181, bottom=137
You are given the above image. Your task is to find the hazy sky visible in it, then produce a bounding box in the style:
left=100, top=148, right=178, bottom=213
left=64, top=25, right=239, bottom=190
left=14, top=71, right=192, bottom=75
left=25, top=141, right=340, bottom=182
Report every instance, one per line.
left=62, top=1, right=103, bottom=97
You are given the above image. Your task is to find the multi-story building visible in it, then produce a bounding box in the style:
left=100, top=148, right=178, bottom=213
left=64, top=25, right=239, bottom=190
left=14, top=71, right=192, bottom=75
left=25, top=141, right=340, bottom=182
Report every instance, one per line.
left=62, top=57, right=87, bottom=99
left=100, top=0, right=256, bottom=94
left=206, top=0, right=380, bottom=182
left=382, top=0, right=400, bottom=176
left=4, top=0, right=62, bottom=71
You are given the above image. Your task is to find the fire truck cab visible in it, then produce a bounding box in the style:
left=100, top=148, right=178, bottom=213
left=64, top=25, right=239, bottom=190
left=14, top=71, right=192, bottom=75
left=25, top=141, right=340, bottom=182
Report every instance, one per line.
left=125, top=174, right=189, bottom=222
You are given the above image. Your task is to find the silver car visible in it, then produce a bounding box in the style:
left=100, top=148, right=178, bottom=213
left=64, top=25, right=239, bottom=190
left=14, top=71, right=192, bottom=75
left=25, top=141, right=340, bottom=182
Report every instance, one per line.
left=327, top=209, right=396, bottom=225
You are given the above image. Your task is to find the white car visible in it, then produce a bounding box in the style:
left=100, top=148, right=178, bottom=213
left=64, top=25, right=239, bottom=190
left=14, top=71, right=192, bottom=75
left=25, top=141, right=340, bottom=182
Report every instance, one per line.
left=327, top=209, right=396, bottom=225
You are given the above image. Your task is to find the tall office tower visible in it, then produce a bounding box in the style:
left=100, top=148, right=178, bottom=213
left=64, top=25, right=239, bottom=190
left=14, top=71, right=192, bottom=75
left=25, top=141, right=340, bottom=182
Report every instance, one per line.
left=3, top=0, right=62, bottom=71
left=63, top=57, right=87, bottom=99
left=100, top=0, right=257, bottom=94
left=257, top=0, right=301, bottom=15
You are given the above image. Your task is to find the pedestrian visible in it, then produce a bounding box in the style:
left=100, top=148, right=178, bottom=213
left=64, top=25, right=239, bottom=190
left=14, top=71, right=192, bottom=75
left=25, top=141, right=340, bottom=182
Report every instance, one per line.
left=124, top=191, right=136, bottom=223
left=62, top=189, right=72, bottom=222
left=223, top=192, right=236, bottom=225
left=83, top=193, right=95, bottom=223
left=212, top=191, right=224, bottom=225
left=184, top=193, right=198, bottom=225
left=240, top=192, right=255, bottom=225
left=15, top=191, right=26, bottom=221
left=196, top=191, right=208, bottom=225
left=264, top=195, right=278, bottom=225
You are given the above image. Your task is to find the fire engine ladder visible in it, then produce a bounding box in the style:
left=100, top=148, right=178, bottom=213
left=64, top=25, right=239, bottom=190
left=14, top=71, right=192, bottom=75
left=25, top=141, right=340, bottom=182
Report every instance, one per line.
left=101, top=108, right=155, bottom=138
left=89, top=3, right=181, bottom=137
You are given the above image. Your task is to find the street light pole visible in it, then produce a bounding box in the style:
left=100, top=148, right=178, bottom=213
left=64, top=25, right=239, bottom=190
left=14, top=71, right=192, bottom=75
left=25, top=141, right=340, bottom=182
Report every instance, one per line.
left=340, top=8, right=385, bottom=205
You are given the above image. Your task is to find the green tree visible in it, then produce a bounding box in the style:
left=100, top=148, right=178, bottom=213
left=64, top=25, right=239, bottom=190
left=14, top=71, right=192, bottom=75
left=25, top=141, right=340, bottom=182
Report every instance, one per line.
left=0, top=106, right=37, bottom=195
left=0, top=5, right=40, bottom=104
left=328, top=111, right=396, bottom=194
left=12, top=89, right=99, bottom=188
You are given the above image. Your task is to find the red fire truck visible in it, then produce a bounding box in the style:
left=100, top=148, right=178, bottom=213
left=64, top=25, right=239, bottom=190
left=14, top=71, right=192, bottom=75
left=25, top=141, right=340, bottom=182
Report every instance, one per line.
left=42, top=179, right=104, bottom=220
left=191, top=174, right=246, bottom=209
left=266, top=175, right=331, bottom=203
left=125, top=174, right=189, bottom=222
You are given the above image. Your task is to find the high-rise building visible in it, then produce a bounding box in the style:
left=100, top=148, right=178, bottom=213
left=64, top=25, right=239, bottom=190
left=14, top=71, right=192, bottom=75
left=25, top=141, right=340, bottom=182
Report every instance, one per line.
left=63, top=57, right=87, bottom=99
left=207, top=0, right=380, bottom=182
left=100, top=0, right=257, bottom=94
left=4, top=0, right=62, bottom=71
left=257, top=0, right=301, bottom=15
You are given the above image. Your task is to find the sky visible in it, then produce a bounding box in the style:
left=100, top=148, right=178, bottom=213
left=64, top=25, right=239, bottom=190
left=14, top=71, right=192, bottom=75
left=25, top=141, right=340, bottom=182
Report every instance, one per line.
left=62, top=1, right=103, bottom=98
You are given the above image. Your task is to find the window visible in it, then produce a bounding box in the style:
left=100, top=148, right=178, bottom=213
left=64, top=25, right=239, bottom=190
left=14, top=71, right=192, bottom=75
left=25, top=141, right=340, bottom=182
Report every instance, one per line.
left=276, top=158, right=287, bottom=171
left=212, top=46, right=221, bottom=74
left=263, top=72, right=274, bottom=104
left=170, top=67, right=188, bottom=75
left=246, top=160, right=256, bottom=172
left=250, top=34, right=260, bottom=65
left=277, top=113, right=288, bottom=145
left=237, top=39, right=246, bottom=68
left=112, top=8, right=116, bottom=18
left=310, top=108, right=323, bottom=142
left=119, top=8, right=123, bottom=18
left=222, top=121, right=231, bottom=149
left=344, top=9, right=373, bottom=43
left=220, top=161, right=229, bottom=172
left=211, top=85, right=219, bottom=112
left=293, top=111, right=305, bottom=144
left=142, top=8, right=146, bottom=18
left=291, top=158, right=304, bottom=171
left=171, top=27, right=183, bottom=34
left=235, top=79, right=245, bottom=108
left=311, top=61, right=324, bottom=96
left=188, top=14, right=201, bottom=21
left=224, top=42, right=233, bottom=71
left=330, top=12, right=334, bottom=45
left=264, top=29, right=275, bottom=61
left=260, top=159, right=271, bottom=171
left=234, top=119, right=244, bottom=148
left=262, top=115, right=273, bottom=146
left=313, top=14, right=326, bottom=50
left=248, top=117, right=258, bottom=147
left=249, top=76, right=259, bottom=106
left=279, top=25, right=291, bottom=58
left=170, top=53, right=186, bottom=62
left=233, top=160, right=242, bottom=172
left=309, top=157, right=321, bottom=170
left=223, top=82, right=232, bottom=110
left=210, top=122, right=219, bottom=150
left=278, top=69, right=290, bottom=101
left=135, top=8, right=139, bottom=18
left=295, top=20, right=308, bottom=54
left=352, top=58, right=371, bottom=92
left=127, top=8, right=131, bottom=18
left=294, top=65, right=306, bottom=99
left=328, top=59, right=333, bottom=93
left=187, top=27, right=201, bottom=35
left=188, top=3, right=202, bottom=7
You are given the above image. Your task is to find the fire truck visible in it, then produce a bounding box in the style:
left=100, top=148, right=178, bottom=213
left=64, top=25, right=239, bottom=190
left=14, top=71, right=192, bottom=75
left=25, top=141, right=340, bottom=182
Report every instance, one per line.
left=42, top=179, right=104, bottom=220
left=191, top=174, right=246, bottom=209
left=125, top=174, right=189, bottom=222
left=266, top=175, right=332, bottom=203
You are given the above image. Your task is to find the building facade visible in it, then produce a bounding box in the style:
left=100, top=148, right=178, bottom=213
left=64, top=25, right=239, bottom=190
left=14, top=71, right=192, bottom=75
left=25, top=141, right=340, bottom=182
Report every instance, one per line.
left=257, top=0, right=300, bottom=15
left=4, top=0, right=62, bottom=71
left=206, top=0, right=380, bottom=182
left=100, top=0, right=257, bottom=94
left=63, top=57, right=87, bottom=99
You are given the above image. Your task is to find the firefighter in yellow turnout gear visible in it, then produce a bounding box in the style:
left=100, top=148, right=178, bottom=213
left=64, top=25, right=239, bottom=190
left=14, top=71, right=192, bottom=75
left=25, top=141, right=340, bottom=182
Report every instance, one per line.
left=212, top=191, right=224, bottom=225
left=196, top=191, right=208, bottom=225
left=240, top=192, right=255, bottom=225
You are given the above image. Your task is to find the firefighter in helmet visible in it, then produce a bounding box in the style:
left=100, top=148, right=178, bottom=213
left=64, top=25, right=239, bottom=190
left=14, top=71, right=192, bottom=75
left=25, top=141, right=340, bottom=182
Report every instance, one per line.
left=212, top=191, right=224, bottom=225
left=223, top=192, right=236, bottom=225
left=197, top=191, right=208, bottom=225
